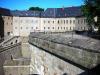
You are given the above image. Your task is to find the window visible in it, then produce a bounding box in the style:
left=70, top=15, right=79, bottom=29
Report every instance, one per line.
left=66, top=20, right=68, bottom=24
left=66, top=27, right=68, bottom=30
left=81, top=27, right=83, bottom=29
left=21, top=27, right=22, bottom=29
left=36, top=27, right=38, bottom=29
left=73, top=20, right=75, bottom=24
left=84, top=27, right=85, bottom=30
left=6, top=22, right=8, bottom=25
left=44, top=21, right=45, bottom=24
left=64, top=20, right=65, bottom=24
left=48, top=21, right=50, bottom=23
left=7, top=32, right=10, bottom=35
left=64, top=27, right=65, bottom=29
left=11, top=23, right=12, bottom=25
left=58, top=20, right=59, bottom=24
left=53, top=21, right=54, bottom=23
left=31, top=27, right=33, bottom=29
left=84, top=19, right=86, bottom=24
left=78, top=20, right=80, bottom=24
left=70, top=27, right=71, bottom=30
left=70, top=20, right=72, bottom=24
left=58, top=27, right=59, bottom=29
left=81, top=20, right=83, bottom=24
left=52, top=27, right=54, bottom=29
left=8, top=17, right=10, bottom=20
left=15, top=27, right=17, bottom=29
left=26, top=27, right=28, bottom=29
left=48, top=27, right=50, bottom=29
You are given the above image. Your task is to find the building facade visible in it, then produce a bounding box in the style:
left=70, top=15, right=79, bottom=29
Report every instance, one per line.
left=1, top=6, right=89, bottom=36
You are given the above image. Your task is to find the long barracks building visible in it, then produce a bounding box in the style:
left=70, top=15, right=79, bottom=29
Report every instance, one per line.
left=1, top=6, right=88, bottom=36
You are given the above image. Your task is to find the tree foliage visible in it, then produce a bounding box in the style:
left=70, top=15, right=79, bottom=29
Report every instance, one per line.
left=29, top=7, right=44, bottom=11
left=82, top=0, right=100, bottom=33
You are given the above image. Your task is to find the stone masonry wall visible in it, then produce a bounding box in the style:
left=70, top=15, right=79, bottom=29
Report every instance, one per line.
left=0, top=43, right=22, bottom=75
left=29, top=36, right=100, bottom=69
left=29, top=44, right=84, bottom=75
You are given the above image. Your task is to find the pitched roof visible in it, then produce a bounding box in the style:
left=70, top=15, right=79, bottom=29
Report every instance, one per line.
left=0, top=6, right=83, bottom=17
left=0, top=7, right=11, bottom=16
left=11, top=10, right=41, bottom=17
left=41, top=6, right=83, bottom=18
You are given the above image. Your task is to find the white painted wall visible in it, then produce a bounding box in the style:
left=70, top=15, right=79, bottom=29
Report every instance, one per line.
left=13, top=17, right=40, bottom=36
left=4, top=16, right=89, bottom=36
left=75, top=17, right=88, bottom=31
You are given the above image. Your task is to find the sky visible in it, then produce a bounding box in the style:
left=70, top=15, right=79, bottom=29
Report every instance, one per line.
left=0, top=0, right=84, bottom=10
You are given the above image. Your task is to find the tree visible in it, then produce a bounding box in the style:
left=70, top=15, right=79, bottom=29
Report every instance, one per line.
left=29, top=7, right=44, bottom=11
left=82, top=0, right=100, bottom=33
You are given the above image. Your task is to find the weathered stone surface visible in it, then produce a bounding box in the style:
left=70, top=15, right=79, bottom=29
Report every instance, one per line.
left=29, top=33, right=100, bottom=69
left=0, top=43, right=22, bottom=75
left=30, top=44, right=84, bottom=75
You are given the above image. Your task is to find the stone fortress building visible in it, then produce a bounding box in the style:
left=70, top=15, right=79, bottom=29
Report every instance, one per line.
left=1, top=6, right=88, bottom=37
left=1, top=6, right=100, bottom=75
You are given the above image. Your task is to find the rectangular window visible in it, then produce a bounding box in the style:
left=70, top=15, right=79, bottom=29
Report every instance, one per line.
left=81, top=20, right=83, bottom=24
left=44, top=21, right=45, bottom=24
left=48, top=27, right=50, bottom=29
left=11, top=23, right=12, bottom=25
left=73, top=20, right=75, bottom=24
left=58, top=20, right=59, bottom=24
left=78, top=20, right=80, bottom=24
left=26, top=27, right=28, bottom=29
left=52, top=27, right=54, bottom=29
left=64, top=27, right=65, bottom=29
left=64, top=20, right=65, bottom=24
left=21, top=27, right=22, bottom=29
left=53, top=21, right=54, bottom=23
left=58, top=27, right=59, bottom=29
left=66, top=27, right=68, bottom=30
left=15, top=27, right=17, bottom=29
left=84, top=19, right=86, bottom=24
left=31, top=27, right=33, bottom=29
left=70, top=20, right=72, bottom=24
left=36, top=27, right=38, bottom=29
left=66, top=20, right=68, bottom=24
left=8, top=17, right=9, bottom=20
left=48, top=21, right=50, bottom=23
left=70, top=27, right=71, bottom=30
